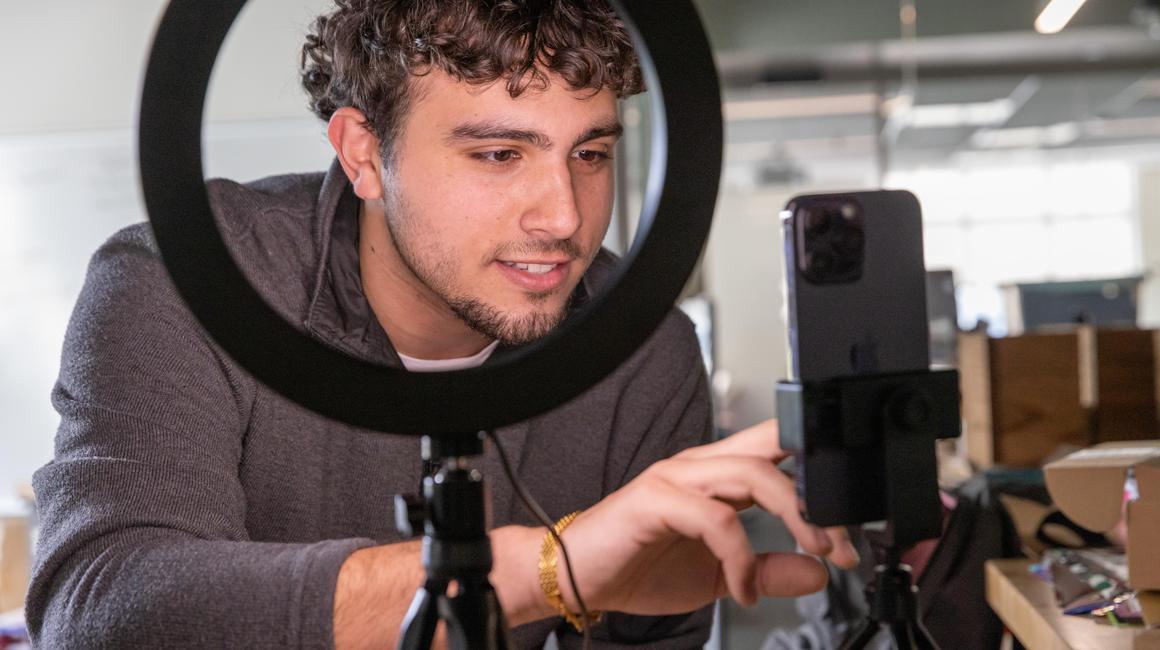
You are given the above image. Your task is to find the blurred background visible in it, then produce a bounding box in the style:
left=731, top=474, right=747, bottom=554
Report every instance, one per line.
left=2, top=0, right=1160, bottom=645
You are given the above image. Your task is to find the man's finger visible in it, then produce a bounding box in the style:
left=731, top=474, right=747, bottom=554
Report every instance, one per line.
left=644, top=480, right=760, bottom=607
left=675, top=420, right=787, bottom=462
left=824, top=526, right=861, bottom=569
left=655, top=456, right=834, bottom=558
left=754, top=552, right=828, bottom=598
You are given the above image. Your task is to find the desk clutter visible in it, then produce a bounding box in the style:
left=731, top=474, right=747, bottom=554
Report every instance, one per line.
left=1033, top=548, right=1158, bottom=626
left=970, top=410, right=1160, bottom=645
left=1045, top=442, right=1160, bottom=606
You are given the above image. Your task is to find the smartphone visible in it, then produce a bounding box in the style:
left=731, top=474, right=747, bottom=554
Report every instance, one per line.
left=780, top=189, right=932, bottom=527
left=782, top=189, right=930, bottom=382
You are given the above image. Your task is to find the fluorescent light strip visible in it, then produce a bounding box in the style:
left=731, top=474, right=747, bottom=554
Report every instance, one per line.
left=904, top=99, right=1015, bottom=129
left=723, top=93, right=879, bottom=122
left=971, top=123, right=1080, bottom=149
left=1035, top=0, right=1088, bottom=34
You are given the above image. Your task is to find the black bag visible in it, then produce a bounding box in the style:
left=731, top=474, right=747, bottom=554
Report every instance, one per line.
left=763, top=473, right=1027, bottom=650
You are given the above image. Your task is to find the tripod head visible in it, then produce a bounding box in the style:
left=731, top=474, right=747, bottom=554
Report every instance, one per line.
left=395, top=433, right=512, bottom=650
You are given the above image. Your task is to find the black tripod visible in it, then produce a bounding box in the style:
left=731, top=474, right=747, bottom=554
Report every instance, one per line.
left=839, top=548, right=937, bottom=649
left=778, top=368, right=960, bottom=650
left=396, top=432, right=511, bottom=650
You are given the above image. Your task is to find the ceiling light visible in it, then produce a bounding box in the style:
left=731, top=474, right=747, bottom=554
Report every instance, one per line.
left=903, top=99, right=1016, bottom=129
left=723, top=93, right=879, bottom=121
left=971, top=122, right=1080, bottom=148
left=1035, top=0, right=1088, bottom=34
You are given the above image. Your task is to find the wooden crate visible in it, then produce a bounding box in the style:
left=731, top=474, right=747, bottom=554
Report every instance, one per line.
left=1097, top=329, right=1160, bottom=440
left=960, top=328, right=1159, bottom=469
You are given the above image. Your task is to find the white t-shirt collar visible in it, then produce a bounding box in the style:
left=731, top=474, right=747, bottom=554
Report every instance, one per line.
left=397, top=340, right=501, bottom=372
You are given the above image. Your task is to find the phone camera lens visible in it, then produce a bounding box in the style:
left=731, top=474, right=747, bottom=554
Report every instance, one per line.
left=834, top=228, right=865, bottom=255
left=809, top=251, right=834, bottom=273
left=805, top=208, right=832, bottom=234
left=795, top=198, right=865, bottom=285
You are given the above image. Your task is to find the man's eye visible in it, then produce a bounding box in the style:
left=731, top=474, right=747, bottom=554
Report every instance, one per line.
left=475, top=150, right=519, bottom=164
left=575, top=149, right=611, bottom=163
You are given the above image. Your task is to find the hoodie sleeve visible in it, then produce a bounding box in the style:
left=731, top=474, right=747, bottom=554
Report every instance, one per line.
left=26, top=225, right=374, bottom=649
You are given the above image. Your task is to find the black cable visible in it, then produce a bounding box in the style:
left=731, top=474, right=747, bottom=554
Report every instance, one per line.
left=485, top=430, right=594, bottom=650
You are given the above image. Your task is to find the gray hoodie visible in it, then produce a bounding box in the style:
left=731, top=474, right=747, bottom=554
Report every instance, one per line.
left=27, top=160, right=713, bottom=649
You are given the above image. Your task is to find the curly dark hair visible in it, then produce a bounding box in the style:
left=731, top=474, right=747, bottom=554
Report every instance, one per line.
left=301, top=0, right=643, bottom=160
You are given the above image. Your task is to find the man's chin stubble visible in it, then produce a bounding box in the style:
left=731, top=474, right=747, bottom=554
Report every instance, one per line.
left=448, top=295, right=569, bottom=346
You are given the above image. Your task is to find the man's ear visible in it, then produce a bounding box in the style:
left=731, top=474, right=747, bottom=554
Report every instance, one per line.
left=327, top=107, right=384, bottom=201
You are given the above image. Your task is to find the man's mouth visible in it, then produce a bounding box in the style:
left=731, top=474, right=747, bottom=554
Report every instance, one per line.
left=495, top=258, right=573, bottom=292
left=501, top=261, right=561, bottom=275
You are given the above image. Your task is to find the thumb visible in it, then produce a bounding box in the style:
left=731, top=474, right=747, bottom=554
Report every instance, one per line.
left=754, top=553, right=828, bottom=598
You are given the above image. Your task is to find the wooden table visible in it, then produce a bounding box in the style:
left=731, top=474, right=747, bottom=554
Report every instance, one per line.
left=985, top=559, right=1160, bottom=650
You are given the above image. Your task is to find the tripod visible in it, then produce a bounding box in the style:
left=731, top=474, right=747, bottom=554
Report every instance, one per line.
left=396, top=432, right=511, bottom=650
left=777, top=368, right=960, bottom=650
left=839, top=548, right=937, bottom=649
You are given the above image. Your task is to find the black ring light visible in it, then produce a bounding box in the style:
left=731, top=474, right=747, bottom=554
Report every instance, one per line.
left=139, top=0, right=722, bottom=437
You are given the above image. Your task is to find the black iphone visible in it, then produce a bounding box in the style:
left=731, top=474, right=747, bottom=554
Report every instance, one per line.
left=782, top=189, right=930, bottom=382
left=780, top=189, right=933, bottom=527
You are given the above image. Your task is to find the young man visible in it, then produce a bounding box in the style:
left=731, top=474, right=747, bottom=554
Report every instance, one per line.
left=27, top=1, right=857, bottom=647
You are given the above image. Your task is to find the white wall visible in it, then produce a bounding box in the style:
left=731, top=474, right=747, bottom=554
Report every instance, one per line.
left=703, top=187, right=793, bottom=430
left=0, top=0, right=335, bottom=492
left=4, top=0, right=333, bottom=135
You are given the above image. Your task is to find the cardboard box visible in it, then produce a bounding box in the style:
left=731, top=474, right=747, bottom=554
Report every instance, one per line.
left=1044, top=441, right=1160, bottom=592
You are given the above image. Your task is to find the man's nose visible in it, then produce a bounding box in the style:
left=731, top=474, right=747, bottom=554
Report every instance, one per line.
left=520, top=162, right=582, bottom=241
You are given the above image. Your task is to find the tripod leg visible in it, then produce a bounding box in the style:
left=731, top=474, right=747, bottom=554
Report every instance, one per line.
left=886, top=620, right=940, bottom=650
left=890, top=621, right=916, bottom=649
left=911, top=620, right=939, bottom=650
left=839, top=618, right=881, bottom=650
left=441, top=575, right=510, bottom=650
left=399, top=578, right=447, bottom=650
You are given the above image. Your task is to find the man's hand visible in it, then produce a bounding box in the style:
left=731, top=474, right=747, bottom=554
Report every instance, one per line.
left=333, top=420, right=859, bottom=648
left=553, top=419, right=859, bottom=615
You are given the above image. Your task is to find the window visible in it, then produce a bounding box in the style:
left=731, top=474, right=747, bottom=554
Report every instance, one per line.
left=887, top=159, right=1141, bottom=334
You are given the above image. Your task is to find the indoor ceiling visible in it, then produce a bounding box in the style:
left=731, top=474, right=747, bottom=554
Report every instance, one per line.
left=687, top=0, right=1160, bottom=178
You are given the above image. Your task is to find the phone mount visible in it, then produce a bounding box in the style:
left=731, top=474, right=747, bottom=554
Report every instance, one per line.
left=395, top=433, right=511, bottom=650
left=776, top=368, right=960, bottom=650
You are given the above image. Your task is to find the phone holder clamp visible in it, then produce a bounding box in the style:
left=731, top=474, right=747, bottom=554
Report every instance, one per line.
left=776, top=369, right=961, bottom=650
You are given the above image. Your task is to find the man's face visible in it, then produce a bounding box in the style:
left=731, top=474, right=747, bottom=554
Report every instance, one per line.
left=379, top=70, right=620, bottom=346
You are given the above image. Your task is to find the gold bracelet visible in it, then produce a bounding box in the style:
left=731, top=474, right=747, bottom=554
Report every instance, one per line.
left=538, top=510, right=604, bottom=631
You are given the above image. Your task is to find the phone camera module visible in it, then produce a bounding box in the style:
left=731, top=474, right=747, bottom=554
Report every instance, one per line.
left=797, top=200, right=865, bottom=284
left=834, top=227, right=865, bottom=256
left=805, top=208, right=832, bottom=234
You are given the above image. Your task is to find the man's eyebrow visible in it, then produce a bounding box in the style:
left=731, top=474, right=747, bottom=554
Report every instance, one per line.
left=573, top=122, right=624, bottom=149
left=445, top=122, right=552, bottom=149
left=443, top=120, right=624, bottom=151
